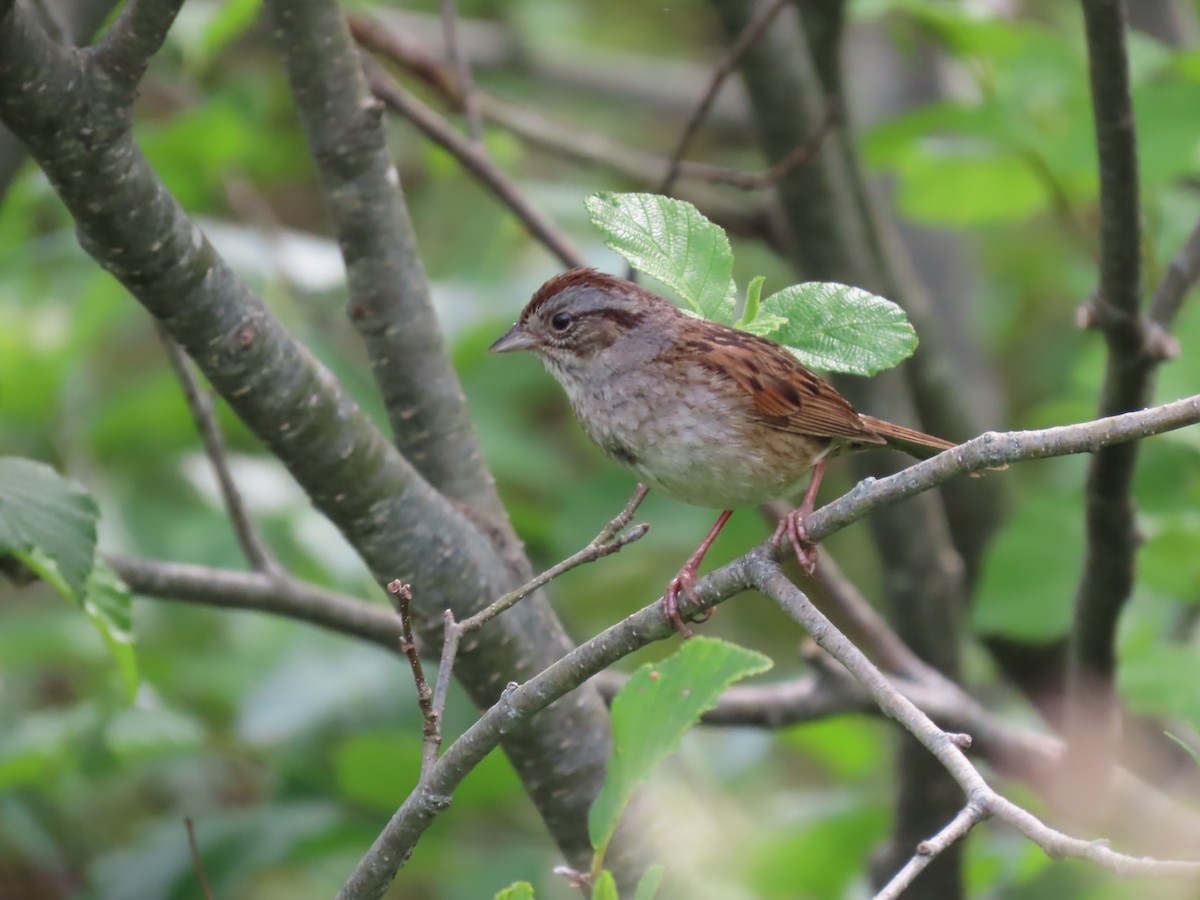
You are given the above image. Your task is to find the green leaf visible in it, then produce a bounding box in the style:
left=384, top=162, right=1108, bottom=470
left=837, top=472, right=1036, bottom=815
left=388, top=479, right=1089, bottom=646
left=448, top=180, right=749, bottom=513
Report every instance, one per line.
left=757, top=283, right=918, bottom=375
left=737, top=275, right=767, bottom=327
left=494, top=882, right=535, bottom=900
left=738, top=275, right=788, bottom=336
left=633, top=865, right=666, bottom=900
left=587, top=637, right=772, bottom=860
left=591, top=870, right=618, bottom=900
left=0, top=456, right=98, bottom=601
left=584, top=192, right=736, bottom=323
left=82, top=562, right=138, bottom=702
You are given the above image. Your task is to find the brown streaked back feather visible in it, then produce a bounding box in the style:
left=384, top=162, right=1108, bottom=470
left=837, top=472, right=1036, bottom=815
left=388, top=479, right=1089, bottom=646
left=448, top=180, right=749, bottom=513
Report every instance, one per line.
left=683, top=321, right=886, bottom=445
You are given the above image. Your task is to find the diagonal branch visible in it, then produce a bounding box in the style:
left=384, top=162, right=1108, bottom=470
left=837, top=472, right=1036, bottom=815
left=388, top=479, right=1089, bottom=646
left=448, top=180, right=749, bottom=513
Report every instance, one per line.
left=0, top=2, right=642, bottom=881
left=1146, top=215, right=1200, bottom=354
left=337, top=396, right=1200, bottom=897
left=362, top=56, right=585, bottom=269
left=754, top=560, right=1200, bottom=892
left=656, top=0, right=789, bottom=196
left=158, top=330, right=279, bottom=576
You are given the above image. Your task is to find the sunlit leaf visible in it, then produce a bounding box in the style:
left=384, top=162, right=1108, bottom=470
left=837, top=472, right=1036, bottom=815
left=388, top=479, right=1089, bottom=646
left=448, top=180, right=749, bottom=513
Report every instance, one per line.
left=82, top=562, right=138, bottom=702
left=592, top=870, right=618, bottom=900
left=584, top=192, right=736, bottom=323
left=494, top=882, right=535, bottom=900
left=757, top=283, right=918, bottom=375
left=0, top=456, right=98, bottom=601
left=588, top=637, right=772, bottom=860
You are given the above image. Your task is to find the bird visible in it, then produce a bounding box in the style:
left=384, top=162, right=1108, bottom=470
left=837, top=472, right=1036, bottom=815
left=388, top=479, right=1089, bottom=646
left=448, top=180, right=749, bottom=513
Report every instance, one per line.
left=489, top=268, right=956, bottom=635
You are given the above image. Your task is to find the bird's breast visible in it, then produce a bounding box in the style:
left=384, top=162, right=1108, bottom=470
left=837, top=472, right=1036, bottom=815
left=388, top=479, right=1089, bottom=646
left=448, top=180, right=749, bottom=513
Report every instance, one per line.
left=559, top=363, right=828, bottom=509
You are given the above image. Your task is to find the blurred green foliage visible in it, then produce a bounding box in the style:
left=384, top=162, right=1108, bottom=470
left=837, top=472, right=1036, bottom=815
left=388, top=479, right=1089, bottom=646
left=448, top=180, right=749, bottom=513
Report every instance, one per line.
left=2, top=0, right=1200, bottom=898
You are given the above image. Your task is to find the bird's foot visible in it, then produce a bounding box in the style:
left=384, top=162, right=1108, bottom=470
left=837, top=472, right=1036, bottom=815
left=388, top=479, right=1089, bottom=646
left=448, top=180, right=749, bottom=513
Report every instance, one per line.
left=772, top=507, right=818, bottom=575
left=663, top=566, right=713, bottom=639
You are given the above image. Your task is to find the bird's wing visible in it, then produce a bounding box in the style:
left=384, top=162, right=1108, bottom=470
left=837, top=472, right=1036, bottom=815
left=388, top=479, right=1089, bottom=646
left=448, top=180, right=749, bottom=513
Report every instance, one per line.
left=683, top=324, right=886, bottom=444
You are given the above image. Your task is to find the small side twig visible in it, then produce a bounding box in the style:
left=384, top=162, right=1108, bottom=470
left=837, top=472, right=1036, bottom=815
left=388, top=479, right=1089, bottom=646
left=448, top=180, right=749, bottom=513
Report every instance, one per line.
left=1146, top=215, right=1200, bottom=357
left=460, top=483, right=650, bottom=636
left=388, top=580, right=438, bottom=775
left=675, top=106, right=835, bottom=190
left=439, top=0, right=482, bottom=143
left=656, top=0, right=789, bottom=196
left=411, top=487, right=650, bottom=777
left=753, top=560, right=1200, bottom=891
left=158, top=328, right=279, bottom=576
left=874, top=803, right=988, bottom=900
left=351, top=14, right=823, bottom=196
left=184, top=818, right=215, bottom=900
left=360, top=54, right=585, bottom=269
left=810, top=551, right=940, bottom=684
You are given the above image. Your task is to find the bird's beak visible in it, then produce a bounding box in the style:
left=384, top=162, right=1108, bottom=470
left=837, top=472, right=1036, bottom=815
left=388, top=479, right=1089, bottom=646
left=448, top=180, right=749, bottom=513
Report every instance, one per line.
left=488, top=324, right=539, bottom=354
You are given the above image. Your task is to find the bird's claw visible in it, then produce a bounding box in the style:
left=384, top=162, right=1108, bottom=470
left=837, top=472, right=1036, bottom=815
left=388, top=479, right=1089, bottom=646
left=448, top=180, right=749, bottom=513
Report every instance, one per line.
left=663, top=570, right=712, bottom=638
left=772, top=508, right=818, bottom=575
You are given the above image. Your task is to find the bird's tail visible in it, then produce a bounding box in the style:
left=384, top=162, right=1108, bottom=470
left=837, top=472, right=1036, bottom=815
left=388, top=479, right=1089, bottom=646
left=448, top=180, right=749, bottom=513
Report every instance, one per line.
left=859, top=414, right=957, bottom=460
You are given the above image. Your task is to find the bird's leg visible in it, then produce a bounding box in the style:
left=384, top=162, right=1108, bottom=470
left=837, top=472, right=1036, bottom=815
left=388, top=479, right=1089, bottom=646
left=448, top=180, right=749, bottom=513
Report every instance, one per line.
left=664, top=509, right=733, bottom=637
left=771, top=460, right=826, bottom=575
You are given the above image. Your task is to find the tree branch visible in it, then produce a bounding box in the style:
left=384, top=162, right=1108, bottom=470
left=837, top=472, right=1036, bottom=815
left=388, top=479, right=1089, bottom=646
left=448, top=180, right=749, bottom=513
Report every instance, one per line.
left=361, top=55, right=585, bottom=269
left=0, top=3, right=641, bottom=881
left=158, top=329, right=279, bottom=576
left=337, top=396, right=1200, bottom=896
left=754, top=560, right=1200, bottom=893
left=1146, top=215, right=1200, bottom=353
left=89, top=0, right=186, bottom=98
left=263, top=0, right=504, bottom=511
left=656, top=0, right=788, bottom=196
left=1066, top=0, right=1151, bottom=794
left=108, top=555, right=403, bottom=650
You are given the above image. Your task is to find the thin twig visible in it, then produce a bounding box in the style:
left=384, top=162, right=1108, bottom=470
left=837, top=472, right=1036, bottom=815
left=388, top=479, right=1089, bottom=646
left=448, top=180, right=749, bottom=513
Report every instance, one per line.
left=421, top=486, right=649, bottom=778
left=809, top=552, right=941, bottom=683
left=656, top=0, right=789, bottom=196
left=361, top=54, right=585, bottom=269
left=184, top=818, right=215, bottom=900
left=754, top=560, right=1200, bottom=886
left=337, top=396, right=1200, bottom=897
left=439, top=0, right=482, bottom=143
left=88, top=0, right=187, bottom=98
left=428, top=608, right=460, bottom=758
left=874, top=803, right=987, bottom=900
left=389, top=581, right=439, bottom=775
left=1146, top=215, right=1200, bottom=356
left=158, top=329, right=279, bottom=576
left=352, top=13, right=822, bottom=193
left=460, top=484, right=650, bottom=636
left=676, top=107, right=835, bottom=189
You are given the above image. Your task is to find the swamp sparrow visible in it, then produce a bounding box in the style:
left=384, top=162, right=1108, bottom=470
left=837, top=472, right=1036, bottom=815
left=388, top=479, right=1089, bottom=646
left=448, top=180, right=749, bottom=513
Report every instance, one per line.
left=490, top=268, right=955, bottom=635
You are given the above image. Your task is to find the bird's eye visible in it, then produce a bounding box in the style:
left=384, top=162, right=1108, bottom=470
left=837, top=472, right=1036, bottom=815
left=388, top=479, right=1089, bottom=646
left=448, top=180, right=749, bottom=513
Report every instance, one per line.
left=550, top=312, right=572, bottom=332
